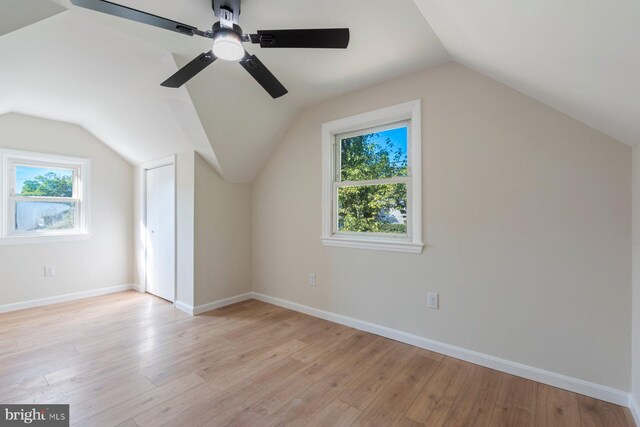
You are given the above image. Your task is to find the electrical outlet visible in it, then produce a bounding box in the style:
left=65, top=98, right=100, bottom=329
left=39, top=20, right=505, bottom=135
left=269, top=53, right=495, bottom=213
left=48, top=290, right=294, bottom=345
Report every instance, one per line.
left=308, top=273, right=317, bottom=286
left=427, top=292, right=439, bottom=309
left=44, top=266, right=56, bottom=278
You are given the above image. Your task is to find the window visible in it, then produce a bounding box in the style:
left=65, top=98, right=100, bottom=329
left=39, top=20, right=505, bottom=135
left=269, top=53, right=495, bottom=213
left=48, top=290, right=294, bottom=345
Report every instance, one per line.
left=1, top=149, right=90, bottom=243
left=322, top=100, right=423, bottom=253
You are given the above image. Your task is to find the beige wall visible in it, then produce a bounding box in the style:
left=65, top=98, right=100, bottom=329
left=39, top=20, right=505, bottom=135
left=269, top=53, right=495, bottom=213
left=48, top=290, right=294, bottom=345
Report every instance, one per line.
left=194, top=152, right=252, bottom=306
left=172, top=151, right=251, bottom=308
left=0, top=113, right=133, bottom=305
left=633, top=147, right=640, bottom=404
left=175, top=151, right=195, bottom=306
left=251, top=63, right=632, bottom=390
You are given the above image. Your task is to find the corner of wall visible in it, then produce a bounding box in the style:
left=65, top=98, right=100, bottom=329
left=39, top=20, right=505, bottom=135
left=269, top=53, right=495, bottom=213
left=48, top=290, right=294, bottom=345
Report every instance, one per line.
left=175, top=150, right=196, bottom=307
left=630, top=393, right=640, bottom=427
left=632, top=146, right=640, bottom=411
left=193, top=152, right=252, bottom=307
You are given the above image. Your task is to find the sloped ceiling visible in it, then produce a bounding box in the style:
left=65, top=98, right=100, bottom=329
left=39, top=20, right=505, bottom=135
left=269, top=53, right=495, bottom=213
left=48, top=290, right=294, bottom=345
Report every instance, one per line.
left=412, top=0, right=640, bottom=147
left=4, top=1, right=637, bottom=183
left=0, top=10, right=220, bottom=172
left=0, top=0, right=65, bottom=37
left=2, top=0, right=449, bottom=182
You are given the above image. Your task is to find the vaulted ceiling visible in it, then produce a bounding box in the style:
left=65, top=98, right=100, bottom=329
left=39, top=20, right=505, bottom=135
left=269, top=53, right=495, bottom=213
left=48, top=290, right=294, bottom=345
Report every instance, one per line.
left=412, top=0, right=640, bottom=148
left=2, top=0, right=638, bottom=182
left=1, top=0, right=447, bottom=182
left=1, top=0, right=221, bottom=172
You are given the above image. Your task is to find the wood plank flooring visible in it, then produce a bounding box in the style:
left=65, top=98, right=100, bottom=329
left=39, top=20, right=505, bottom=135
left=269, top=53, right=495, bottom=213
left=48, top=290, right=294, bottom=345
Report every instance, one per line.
left=0, top=291, right=634, bottom=427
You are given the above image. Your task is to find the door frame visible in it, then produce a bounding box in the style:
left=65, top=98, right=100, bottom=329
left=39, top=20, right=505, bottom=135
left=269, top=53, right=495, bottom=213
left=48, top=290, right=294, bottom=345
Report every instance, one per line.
left=140, top=155, right=177, bottom=303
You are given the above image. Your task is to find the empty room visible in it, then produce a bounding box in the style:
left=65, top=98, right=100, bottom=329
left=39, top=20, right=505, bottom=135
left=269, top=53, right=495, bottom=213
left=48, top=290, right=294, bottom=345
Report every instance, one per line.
left=1, top=0, right=639, bottom=426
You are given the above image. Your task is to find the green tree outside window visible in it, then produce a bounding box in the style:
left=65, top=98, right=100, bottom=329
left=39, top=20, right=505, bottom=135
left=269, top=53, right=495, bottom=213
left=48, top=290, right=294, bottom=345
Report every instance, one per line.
left=19, top=172, right=73, bottom=197
left=338, top=129, right=408, bottom=234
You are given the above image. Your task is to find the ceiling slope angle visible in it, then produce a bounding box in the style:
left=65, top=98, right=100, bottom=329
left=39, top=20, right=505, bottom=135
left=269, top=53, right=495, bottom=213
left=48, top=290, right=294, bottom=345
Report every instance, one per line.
left=412, top=0, right=640, bottom=146
left=0, top=10, right=221, bottom=173
left=0, top=0, right=66, bottom=37
left=55, top=0, right=450, bottom=183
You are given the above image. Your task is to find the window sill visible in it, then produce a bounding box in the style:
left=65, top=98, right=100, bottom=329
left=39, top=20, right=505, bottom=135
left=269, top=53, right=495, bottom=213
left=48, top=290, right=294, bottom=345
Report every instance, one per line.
left=321, top=236, right=423, bottom=254
left=0, top=232, right=91, bottom=246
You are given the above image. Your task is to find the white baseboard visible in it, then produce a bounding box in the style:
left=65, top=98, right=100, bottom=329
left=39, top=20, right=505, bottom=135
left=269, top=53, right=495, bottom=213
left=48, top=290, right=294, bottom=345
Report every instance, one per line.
left=250, top=292, right=631, bottom=407
left=630, top=394, right=640, bottom=426
left=174, top=293, right=253, bottom=316
left=132, top=284, right=145, bottom=293
left=0, top=284, right=136, bottom=313
left=193, top=293, right=253, bottom=315
left=174, top=300, right=194, bottom=316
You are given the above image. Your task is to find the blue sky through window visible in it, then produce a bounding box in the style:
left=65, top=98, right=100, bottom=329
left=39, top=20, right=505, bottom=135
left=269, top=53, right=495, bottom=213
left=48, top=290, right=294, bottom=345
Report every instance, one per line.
left=368, top=127, right=407, bottom=166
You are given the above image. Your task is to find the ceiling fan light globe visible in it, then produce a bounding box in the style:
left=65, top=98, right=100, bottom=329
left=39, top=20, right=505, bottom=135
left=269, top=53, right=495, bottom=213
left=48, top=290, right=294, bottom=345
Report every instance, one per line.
left=212, top=32, right=244, bottom=61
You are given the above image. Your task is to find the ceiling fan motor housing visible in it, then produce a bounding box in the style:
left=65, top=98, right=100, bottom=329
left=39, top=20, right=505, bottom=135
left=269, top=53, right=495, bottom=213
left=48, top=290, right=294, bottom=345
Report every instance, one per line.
left=212, top=0, right=241, bottom=24
left=212, top=21, right=243, bottom=38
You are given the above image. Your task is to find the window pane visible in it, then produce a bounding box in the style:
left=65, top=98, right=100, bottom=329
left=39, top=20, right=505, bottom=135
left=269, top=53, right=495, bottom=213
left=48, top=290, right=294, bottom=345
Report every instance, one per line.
left=340, top=126, right=408, bottom=181
left=338, top=183, right=407, bottom=234
left=15, top=201, right=76, bottom=231
left=16, top=166, right=74, bottom=197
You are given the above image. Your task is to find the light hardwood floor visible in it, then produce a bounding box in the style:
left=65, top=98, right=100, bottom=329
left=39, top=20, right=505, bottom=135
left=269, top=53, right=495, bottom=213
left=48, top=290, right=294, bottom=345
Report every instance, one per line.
left=0, top=291, right=635, bottom=427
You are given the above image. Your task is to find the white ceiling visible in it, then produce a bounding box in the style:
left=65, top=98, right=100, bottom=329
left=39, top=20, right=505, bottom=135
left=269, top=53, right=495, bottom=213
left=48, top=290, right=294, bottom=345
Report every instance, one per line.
left=1, top=0, right=448, bottom=182
left=0, top=0, right=65, bottom=37
left=412, top=0, right=640, bottom=147
left=0, top=11, right=221, bottom=173
left=2, top=0, right=638, bottom=182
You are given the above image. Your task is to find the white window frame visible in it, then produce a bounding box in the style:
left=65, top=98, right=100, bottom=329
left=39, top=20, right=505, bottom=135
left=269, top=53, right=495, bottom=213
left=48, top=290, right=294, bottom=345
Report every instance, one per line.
left=321, top=100, right=423, bottom=254
left=0, top=149, right=91, bottom=245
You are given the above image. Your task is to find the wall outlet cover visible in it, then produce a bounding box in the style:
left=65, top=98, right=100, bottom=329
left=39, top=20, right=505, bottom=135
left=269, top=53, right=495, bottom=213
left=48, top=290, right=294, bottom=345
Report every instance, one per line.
left=427, top=292, right=439, bottom=309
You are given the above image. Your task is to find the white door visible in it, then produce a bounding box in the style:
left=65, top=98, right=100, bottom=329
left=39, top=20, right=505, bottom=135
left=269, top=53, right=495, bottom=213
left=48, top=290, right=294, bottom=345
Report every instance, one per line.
left=145, top=164, right=175, bottom=302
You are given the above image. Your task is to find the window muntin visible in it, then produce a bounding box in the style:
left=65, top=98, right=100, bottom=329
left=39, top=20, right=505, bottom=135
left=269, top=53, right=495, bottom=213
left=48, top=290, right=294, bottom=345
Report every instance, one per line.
left=2, top=151, right=89, bottom=239
left=333, top=122, right=411, bottom=237
left=321, top=100, right=422, bottom=253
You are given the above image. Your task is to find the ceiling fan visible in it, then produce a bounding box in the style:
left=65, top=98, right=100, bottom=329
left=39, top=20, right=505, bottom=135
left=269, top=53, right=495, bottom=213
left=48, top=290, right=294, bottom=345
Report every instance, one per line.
left=70, top=0, right=350, bottom=98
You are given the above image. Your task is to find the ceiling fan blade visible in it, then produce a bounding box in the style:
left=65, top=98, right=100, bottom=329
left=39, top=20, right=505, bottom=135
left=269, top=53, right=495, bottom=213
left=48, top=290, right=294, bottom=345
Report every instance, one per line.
left=70, top=0, right=210, bottom=37
left=161, top=52, right=217, bottom=88
left=239, top=52, right=288, bottom=99
left=249, top=28, right=350, bottom=49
